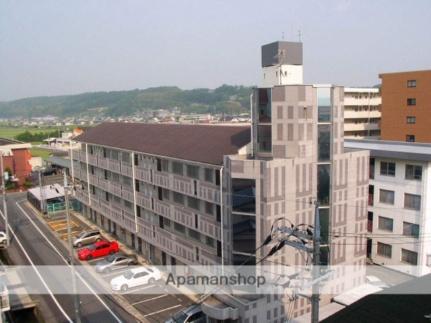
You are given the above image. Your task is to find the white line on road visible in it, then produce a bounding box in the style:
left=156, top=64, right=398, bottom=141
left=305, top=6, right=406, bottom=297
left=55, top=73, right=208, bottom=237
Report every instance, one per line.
left=15, top=201, right=123, bottom=323
left=131, top=294, right=168, bottom=306
left=142, top=304, right=182, bottom=318
left=121, top=283, right=157, bottom=295
left=0, top=209, right=73, bottom=323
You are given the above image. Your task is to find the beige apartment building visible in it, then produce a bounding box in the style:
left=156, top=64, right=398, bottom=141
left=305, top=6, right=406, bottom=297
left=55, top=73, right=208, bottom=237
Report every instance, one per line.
left=71, top=41, right=369, bottom=322
left=343, top=87, right=381, bottom=139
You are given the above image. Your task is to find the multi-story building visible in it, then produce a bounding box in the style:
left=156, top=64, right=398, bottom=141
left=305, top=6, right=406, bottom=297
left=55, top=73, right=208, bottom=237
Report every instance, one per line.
left=379, top=70, right=431, bottom=143
left=72, top=41, right=369, bottom=322
left=345, top=139, right=431, bottom=277
left=343, top=87, right=381, bottom=139
left=0, top=138, right=32, bottom=186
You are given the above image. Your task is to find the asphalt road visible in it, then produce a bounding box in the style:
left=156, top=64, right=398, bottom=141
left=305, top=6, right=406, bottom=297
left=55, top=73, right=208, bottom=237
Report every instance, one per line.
left=0, top=192, right=137, bottom=323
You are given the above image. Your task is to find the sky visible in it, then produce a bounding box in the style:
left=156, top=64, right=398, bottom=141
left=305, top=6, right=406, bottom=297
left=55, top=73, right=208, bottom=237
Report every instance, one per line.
left=0, top=0, right=430, bottom=101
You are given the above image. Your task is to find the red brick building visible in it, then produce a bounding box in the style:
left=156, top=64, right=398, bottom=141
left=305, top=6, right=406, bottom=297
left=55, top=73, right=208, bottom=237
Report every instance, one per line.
left=0, top=138, right=32, bottom=186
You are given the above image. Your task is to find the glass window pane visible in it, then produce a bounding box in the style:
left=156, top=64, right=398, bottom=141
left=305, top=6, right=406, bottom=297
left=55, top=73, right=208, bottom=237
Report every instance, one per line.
left=232, top=178, right=256, bottom=213
left=317, top=164, right=330, bottom=206
left=257, top=88, right=271, bottom=123
left=318, top=125, right=331, bottom=161
left=317, top=87, right=331, bottom=122
left=257, top=125, right=272, bottom=153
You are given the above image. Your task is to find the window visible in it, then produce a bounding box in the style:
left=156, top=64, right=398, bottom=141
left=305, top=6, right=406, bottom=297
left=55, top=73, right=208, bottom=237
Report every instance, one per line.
left=174, top=222, right=185, bottom=234
left=204, top=168, right=214, bottom=183
left=405, top=164, right=422, bottom=180
left=188, top=229, right=200, bottom=241
left=187, top=165, right=199, bottom=179
left=173, top=192, right=184, bottom=205
left=205, top=202, right=213, bottom=215
left=232, top=178, right=256, bottom=213
left=318, top=124, right=331, bottom=161
left=407, top=80, right=416, bottom=88
left=401, top=249, right=418, bottom=265
left=380, top=161, right=396, bottom=176
left=403, top=222, right=419, bottom=238
left=187, top=196, right=200, bottom=210
left=406, top=116, right=416, bottom=124
left=379, top=189, right=395, bottom=205
left=378, top=216, right=393, bottom=232
left=404, top=193, right=421, bottom=210
left=317, top=164, right=330, bottom=206
left=377, top=242, right=392, bottom=258
left=161, top=159, right=169, bottom=172
left=172, top=162, right=183, bottom=175
left=407, top=98, right=416, bottom=106
left=206, top=236, right=215, bottom=248
left=406, top=135, right=415, bottom=142
left=317, top=87, right=331, bottom=122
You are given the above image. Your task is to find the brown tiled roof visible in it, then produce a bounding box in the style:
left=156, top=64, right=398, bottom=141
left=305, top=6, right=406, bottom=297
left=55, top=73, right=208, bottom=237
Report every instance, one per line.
left=75, top=122, right=251, bottom=165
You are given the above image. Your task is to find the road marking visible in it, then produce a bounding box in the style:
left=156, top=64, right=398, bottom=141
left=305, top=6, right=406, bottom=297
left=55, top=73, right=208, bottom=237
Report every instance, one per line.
left=142, top=304, right=182, bottom=318
left=121, top=284, right=157, bottom=295
left=0, top=209, right=73, bottom=323
left=15, top=201, right=123, bottom=323
left=131, top=294, right=168, bottom=306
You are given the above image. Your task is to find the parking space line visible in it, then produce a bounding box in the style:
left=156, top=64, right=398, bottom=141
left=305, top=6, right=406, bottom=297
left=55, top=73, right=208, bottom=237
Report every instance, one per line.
left=121, top=284, right=157, bottom=295
left=142, top=304, right=182, bottom=318
left=131, top=294, right=168, bottom=306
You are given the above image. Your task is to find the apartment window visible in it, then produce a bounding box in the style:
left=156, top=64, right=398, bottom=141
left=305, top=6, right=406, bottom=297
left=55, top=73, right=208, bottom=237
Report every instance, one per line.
left=406, top=135, right=415, bottom=142
left=407, top=80, right=416, bottom=88
left=121, top=152, right=130, bottom=163
left=378, top=216, right=393, bottom=232
left=158, top=187, right=163, bottom=200
left=407, top=98, right=416, bottom=106
left=379, top=189, right=395, bottom=205
left=403, top=222, right=420, bottom=238
left=134, top=153, right=139, bottom=166
left=156, top=158, right=162, bottom=171
left=217, top=240, right=222, bottom=257
left=406, top=116, right=416, bottom=124
left=405, top=164, right=422, bottom=180
left=232, top=178, right=256, bottom=213
left=172, top=162, right=183, bottom=175
left=380, top=161, right=396, bottom=176
left=161, top=159, right=169, bottom=172
left=206, top=236, right=215, bottom=248
left=105, top=192, right=109, bottom=202
left=205, top=202, right=213, bottom=215
left=111, top=150, right=119, bottom=160
left=187, top=165, right=199, bottom=179
left=401, top=249, right=418, bottom=265
left=173, top=192, right=184, bottom=205
left=136, top=206, right=141, bottom=218
left=377, top=242, right=392, bottom=258
left=204, top=168, right=214, bottom=183
left=187, top=196, right=200, bottom=210
left=163, top=189, right=170, bottom=200
left=216, top=205, right=221, bottom=222
left=404, top=193, right=421, bottom=210
left=174, top=222, right=185, bottom=234
left=188, top=229, right=201, bottom=241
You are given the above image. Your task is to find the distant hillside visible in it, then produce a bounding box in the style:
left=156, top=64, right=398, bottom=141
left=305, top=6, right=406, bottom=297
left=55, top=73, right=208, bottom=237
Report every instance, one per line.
left=0, top=85, right=253, bottom=118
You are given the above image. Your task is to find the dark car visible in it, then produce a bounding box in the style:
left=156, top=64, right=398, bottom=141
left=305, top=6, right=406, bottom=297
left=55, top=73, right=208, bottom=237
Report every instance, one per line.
left=95, top=253, right=138, bottom=273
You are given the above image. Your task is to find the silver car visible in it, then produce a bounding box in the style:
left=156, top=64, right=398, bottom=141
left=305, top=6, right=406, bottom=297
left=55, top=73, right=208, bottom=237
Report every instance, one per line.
left=95, top=253, right=138, bottom=273
left=73, top=230, right=102, bottom=248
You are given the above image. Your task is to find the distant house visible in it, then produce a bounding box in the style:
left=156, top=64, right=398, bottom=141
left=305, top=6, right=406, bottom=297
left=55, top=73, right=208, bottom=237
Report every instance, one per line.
left=0, top=138, right=32, bottom=186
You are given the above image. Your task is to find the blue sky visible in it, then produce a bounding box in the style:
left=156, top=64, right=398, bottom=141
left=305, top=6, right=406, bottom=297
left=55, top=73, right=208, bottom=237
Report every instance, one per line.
left=1, top=0, right=430, bottom=101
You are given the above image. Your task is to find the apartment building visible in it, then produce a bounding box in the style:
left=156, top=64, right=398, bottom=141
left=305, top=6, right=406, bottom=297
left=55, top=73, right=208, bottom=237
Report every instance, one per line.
left=343, top=87, right=381, bottom=139
left=380, top=70, right=431, bottom=143
left=72, top=41, right=369, bottom=322
left=345, top=139, right=431, bottom=277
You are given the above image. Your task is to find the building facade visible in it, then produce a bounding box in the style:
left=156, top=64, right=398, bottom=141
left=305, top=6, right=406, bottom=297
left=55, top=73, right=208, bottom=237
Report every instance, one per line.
left=0, top=138, right=32, bottom=186
left=379, top=70, right=431, bottom=143
left=345, top=139, right=431, bottom=277
left=343, top=87, right=381, bottom=139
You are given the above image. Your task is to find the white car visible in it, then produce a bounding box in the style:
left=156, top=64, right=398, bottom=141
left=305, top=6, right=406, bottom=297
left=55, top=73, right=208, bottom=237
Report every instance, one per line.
left=110, top=266, right=161, bottom=292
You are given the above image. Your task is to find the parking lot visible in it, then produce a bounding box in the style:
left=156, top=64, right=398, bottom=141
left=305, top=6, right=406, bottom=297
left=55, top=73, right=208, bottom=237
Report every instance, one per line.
left=39, top=206, right=195, bottom=322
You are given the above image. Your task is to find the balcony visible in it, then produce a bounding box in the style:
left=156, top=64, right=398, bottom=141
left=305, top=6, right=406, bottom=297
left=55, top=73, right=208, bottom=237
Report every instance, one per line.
left=121, top=186, right=134, bottom=202
left=344, top=97, right=381, bottom=107
left=344, top=123, right=380, bottom=131
left=154, top=199, right=172, bottom=219
left=135, top=166, right=152, bottom=183
left=172, top=176, right=194, bottom=196
left=154, top=171, right=170, bottom=189
left=136, top=191, right=152, bottom=209
left=108, top=159, right=121, bottom=173
left=88, top=154, right=98, bottom=166
left=121, top=163, right=133, bottom=177
left=344, top=110, right=381, bottom=119
left=197, top=182, right=221, bottom=204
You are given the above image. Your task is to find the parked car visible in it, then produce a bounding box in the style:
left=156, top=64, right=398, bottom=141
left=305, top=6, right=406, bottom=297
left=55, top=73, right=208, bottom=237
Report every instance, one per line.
left=73, top=230, right=102, bottom=248
left=166, top=305, right=206, bottom=323
left=77, top=240, right=119, bottom=261
left=110, top=266, right=161, bottom=292
left=0, top=231, right=8, bottom=249
left=95, top=253, right=138, bottom=273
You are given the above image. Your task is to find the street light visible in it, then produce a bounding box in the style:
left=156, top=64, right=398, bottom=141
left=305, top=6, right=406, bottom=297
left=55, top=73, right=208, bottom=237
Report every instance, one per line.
left=63, top=172, right=81, bottom=323
left=0, top=149, right=12, bottom=247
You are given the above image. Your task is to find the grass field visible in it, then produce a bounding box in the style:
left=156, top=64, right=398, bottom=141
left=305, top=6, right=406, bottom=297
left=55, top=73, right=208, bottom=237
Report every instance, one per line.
left=0, top=126, right=62, bottom=140
left=30, top=147, right=52, bottom=160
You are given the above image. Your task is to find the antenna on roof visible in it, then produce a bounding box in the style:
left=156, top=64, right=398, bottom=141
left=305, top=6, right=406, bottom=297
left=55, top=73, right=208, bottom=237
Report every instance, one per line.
left=281, top=31, right=285, bottom=40
left=297, top=30, right=302, bottom=42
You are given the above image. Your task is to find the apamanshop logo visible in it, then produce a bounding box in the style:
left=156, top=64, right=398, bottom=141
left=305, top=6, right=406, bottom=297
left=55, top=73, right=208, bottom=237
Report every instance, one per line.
left=166, top=272, right=266, bottom=288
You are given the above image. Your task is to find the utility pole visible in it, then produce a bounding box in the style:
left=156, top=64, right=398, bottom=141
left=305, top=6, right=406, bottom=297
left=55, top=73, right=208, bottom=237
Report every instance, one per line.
left=311, top=201, right=321, bottom=323
left=38, top=168, right=44, bottom=213
left=0, top=153, right=9, bottom=247
left=64, top=172, right=81, bottom=323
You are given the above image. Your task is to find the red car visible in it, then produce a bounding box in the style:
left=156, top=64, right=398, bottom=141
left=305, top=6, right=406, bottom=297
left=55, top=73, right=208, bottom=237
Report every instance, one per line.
left=78, top=240, right=119, bottom=261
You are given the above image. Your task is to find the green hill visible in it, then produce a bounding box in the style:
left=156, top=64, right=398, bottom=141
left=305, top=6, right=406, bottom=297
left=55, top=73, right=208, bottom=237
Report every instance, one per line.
left=0, top=85, right=253, bottom=118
